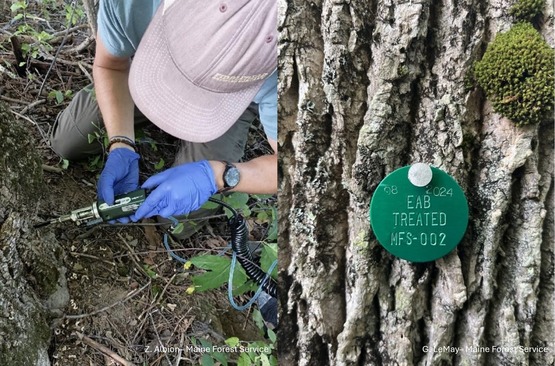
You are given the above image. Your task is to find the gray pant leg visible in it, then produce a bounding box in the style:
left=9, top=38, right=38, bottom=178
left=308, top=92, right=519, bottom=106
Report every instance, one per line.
left=173, top=102, right=258, bottom=165
left=49, top=84, right=149, bottom=161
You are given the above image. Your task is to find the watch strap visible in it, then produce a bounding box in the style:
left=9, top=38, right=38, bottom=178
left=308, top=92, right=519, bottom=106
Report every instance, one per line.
left=217, top=161, right=237, bottom=193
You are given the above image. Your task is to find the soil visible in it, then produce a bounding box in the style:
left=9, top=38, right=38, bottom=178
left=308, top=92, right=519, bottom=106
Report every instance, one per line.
left=1, top=3, right=274, bottom=365
left=40, top=159, right=266, bottom=366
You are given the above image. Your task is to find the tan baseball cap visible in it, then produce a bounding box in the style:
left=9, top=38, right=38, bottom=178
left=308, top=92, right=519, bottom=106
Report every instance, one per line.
left=129, top=0, right=277, bottom=142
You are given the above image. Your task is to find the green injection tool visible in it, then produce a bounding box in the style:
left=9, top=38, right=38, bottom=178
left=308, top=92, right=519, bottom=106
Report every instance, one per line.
left=35, top=189, right=146, bottom=227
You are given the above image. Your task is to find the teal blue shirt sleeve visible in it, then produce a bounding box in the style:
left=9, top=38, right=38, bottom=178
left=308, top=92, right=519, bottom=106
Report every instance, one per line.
left=253, top=70, right=277, bottom=141
left=97, top=0, right=161, bottom=57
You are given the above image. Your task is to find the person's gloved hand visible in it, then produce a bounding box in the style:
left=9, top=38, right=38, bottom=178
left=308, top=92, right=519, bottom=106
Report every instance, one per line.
left=131, top=160, right=217, bottom=221
left=97, top=147, right=140, bottom=223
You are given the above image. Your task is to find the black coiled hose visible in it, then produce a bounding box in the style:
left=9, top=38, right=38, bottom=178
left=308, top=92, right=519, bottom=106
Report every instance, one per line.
left=209, top=197, right=278, bottom=298
left=229, top=214, right=277, bottom=298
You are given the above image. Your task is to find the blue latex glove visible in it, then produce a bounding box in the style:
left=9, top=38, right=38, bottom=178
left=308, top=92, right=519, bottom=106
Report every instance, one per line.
left=97, top=148, right=140, bottom=223
left=131, top=160, right=217, bottom=221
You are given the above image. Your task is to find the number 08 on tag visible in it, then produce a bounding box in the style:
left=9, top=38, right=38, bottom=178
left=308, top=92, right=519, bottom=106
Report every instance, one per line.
left=369, top=164, right=469, bottom=262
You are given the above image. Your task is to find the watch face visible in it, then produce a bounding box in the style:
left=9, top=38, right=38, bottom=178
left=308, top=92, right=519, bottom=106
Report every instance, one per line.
left=224, top=167, right=240, bottom=187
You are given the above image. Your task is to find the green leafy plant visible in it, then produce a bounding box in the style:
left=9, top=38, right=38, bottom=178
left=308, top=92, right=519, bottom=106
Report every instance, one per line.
left=237, top=310, right=277, bottom=366
left=186, top=248, right=277, bottom=294
left=252, top=195, right=278, bottom=242
left=260, top=243, right=278, bottom=279
left=87, top=154, right=104, bottom=171
left=135, top=128, right=159, bottom=151
left=474, top=22, right=554, bottom=126
left=65, top=3, right=85, bottom=26
left=11, top=2, right=55, bottom=60
left=190, top=310, right=277, bottom=366
left=201, top=193, right=277, bottom=242
left=184, top=192, right=277, bottom=365
left=186, top=254, right=257, bottom=295
left=48, top=89, right=73, bottom=104
left=202, top=192, right=251, bottom=218
left=142, top=264, right=158, bottom=279
left=14, top=24, right=54, bottom=59
left=191, top=337, right=230, bottom=366
left=10, top=0, right=28, bottom=21
left=154, top=158, right=165, bottom=170
left=86, top=124, right=109, bottom=171
left=186, top=192, right=277, bottom=292
left=60, top=158, right=69, bottom=170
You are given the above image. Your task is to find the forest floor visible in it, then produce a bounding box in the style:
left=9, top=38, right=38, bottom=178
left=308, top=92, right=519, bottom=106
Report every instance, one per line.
left=1, top=3, right=275, bottom=365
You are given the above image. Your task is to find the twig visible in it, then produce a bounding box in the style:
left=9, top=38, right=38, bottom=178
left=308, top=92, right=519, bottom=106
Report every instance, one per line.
left=187, top=322, right=226, bottom=342
left=175, top=331, right=185, bottom=366
left=130, top=274, right=183, bottom=346
left=20, top=99, right=46, bottom=114
left=0, top=64, right=17, bottom=79
left=0, top=95, right=25, bottom=104
left=10, top=109, right=49, bottom=143
left=50, top=24, right=89, bottom=39
left=62, top=35, right=94, bottom=55
left=172, top=314, right=194, bottom=366
left=82, top=0, right=98, bottom=37
left=149, top=312, right=173, bottom=365
left=69, top=251, right=116, bottom=266
left=37, top=0, right=76, bottom=98
left=75, top=226, right=101, bottom=240
left=156, top=274, right=177, bottom=303
left=1, top=31, right=80, bottom=56
left=112, top=247, right=228, bottom=259
left=131, top=308, right=152, bottom=346
left=40, top=52, right=93, bottom=68
left=10, top=109, right=38, bottom=125
left=118, top=233, right=154, bottom=279
left=65, top=281, right=150, bottom=320
left=75, top=331, right=137, bottom=366
left=78, top=61, right=93, bottom=82
left=42, top=164, right=63, bottom=174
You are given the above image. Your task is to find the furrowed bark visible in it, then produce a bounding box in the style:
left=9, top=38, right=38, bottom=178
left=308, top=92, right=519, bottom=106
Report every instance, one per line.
left=278, top=1, right=554, bottom=365
left=0, top=103, right=68, bottom=366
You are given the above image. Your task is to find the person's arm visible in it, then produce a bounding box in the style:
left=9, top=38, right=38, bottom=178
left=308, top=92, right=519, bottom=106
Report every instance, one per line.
left=131, top=139, right=277, bottom=221
left=210, top=70, right=278, bottom=195
left=93, top=34, right=135, bottom=152
left=208, top=138, right=278, bottom=194
left=94, top=34, right=140, bottom=213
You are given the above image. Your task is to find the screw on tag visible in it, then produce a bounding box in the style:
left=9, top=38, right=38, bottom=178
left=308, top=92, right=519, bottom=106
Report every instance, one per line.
left=408, top=163, right=433, bottom=187
left=369, top=166, right=469, bottom=262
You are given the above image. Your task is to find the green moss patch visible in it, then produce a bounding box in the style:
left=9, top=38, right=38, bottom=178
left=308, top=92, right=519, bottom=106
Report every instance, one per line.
left=474, top=23, right=554, bottom=126
left=510, top=0, right=545, bottom=21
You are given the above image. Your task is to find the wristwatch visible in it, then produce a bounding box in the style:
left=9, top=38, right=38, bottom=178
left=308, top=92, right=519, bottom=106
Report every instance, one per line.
left=219, top=161, right=240, bottom=193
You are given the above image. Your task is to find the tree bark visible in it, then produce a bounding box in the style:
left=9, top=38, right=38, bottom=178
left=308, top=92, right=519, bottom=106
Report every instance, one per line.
left=82, top=0, right=98, bottom=38
left=0, top=103, right=69, bottom=366
left=277, top=1, right=554, bottom=365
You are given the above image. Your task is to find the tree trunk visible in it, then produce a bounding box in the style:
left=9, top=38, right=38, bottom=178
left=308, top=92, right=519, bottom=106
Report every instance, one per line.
left=0, top=103, right=69, bottom=365
left=278, top=1, right=554, bottom=365
left=82, top=0, right=98, bottom=38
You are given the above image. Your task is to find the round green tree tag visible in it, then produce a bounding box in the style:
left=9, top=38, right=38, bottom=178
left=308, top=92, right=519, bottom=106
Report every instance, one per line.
left=369, top=164, right=469, bottom=262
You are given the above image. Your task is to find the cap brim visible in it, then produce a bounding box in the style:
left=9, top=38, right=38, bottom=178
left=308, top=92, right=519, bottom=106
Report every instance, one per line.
left=129, top=4, right=263, bottom=143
